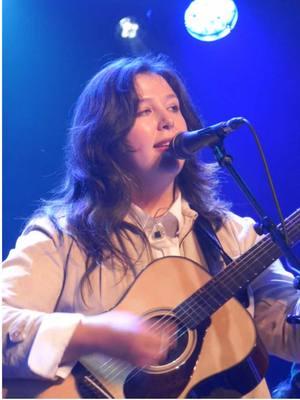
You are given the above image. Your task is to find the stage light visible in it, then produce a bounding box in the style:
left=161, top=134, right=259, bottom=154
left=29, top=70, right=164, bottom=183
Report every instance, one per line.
left=184, top=0, right=238, bottom=42
left=118, top=17, right=139, bottom=39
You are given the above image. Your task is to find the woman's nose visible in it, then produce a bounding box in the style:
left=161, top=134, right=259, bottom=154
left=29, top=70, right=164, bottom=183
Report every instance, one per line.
left=157, top=113, right=174, bottom=131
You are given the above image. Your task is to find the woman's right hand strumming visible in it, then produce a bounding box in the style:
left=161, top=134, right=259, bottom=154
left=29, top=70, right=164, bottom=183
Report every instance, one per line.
left=62, top=311, right=174, bottom=368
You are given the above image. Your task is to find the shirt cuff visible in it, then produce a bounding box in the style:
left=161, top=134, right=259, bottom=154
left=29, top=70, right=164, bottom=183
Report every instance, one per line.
left=28, top=312, right=83, bottom=379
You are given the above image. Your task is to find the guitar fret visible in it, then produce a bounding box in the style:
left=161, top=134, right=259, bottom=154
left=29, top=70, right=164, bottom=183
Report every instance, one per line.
left=175, top=292, right=211, bottom=328
left=175, top=209, right=299, bottom=326
left=6, top=210, right=298, bottom=399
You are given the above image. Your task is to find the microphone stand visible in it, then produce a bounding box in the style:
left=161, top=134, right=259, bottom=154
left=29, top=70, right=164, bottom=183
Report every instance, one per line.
left=212, top=141, right=300, bottom=324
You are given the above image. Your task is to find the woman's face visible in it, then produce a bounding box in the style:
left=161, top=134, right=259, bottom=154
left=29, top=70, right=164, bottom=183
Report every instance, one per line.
left=125, top=73, right=187, bottom=185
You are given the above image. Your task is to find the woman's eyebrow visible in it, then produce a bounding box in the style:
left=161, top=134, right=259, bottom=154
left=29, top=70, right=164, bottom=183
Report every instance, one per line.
left=137, top=94, right=178, bottom=103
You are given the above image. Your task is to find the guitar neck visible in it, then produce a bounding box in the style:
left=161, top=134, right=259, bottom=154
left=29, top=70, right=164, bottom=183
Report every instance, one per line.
left=175, top=209, right=300, bottom=328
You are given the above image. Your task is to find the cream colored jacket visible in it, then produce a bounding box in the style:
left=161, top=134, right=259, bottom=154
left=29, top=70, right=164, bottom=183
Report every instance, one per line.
left=2, top=200, right=300, bottom=398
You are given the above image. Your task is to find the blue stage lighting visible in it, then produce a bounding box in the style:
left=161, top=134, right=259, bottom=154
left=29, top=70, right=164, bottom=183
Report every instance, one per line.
left=184, top=0, right=238, bottom=42
left=119, top=17, right=139, bottom=39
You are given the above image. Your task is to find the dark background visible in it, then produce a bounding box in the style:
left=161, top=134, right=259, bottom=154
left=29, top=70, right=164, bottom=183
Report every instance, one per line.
left=3, top=0, right=300, bottom=393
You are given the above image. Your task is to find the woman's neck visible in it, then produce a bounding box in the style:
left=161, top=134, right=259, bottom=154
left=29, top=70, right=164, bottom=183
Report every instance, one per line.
left=132, top=181, right=176, bottom=217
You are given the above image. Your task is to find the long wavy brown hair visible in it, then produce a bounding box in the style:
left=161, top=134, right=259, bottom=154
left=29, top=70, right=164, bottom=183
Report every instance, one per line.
left=30, top=54, right=229, bottom=291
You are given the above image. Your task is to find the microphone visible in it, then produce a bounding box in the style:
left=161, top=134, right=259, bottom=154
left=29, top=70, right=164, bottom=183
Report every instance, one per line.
left=169, top=117, right=246, bottom=159
left=286, top=314, right=300, bottom=324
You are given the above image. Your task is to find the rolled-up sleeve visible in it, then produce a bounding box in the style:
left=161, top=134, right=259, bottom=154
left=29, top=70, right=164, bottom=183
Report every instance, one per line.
left=251, top=260, right=300, bottom=362
left=2, top=228, right=83, bottom=379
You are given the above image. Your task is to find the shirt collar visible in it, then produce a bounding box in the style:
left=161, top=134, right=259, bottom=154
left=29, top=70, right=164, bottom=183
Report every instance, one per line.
left=166, top=191, right=183, bottom=233
left=129, top=191, right=184, bottom=235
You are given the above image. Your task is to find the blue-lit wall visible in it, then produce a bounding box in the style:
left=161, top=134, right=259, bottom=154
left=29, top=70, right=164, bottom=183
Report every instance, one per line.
left=3, top=0, right=300, bottom=392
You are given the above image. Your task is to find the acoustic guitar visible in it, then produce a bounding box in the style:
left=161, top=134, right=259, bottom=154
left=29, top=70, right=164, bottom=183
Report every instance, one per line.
left=4, top=209, right=299, bottom=398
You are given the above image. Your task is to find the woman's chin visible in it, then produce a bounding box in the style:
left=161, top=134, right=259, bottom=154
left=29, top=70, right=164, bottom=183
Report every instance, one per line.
left=159, top=151, right=184, bottom=173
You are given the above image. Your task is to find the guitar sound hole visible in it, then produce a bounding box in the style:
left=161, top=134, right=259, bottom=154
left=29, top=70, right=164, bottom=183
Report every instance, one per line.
left=124, top=315, right=194, bottom=398
left=147, top=315, right=189, bottom=366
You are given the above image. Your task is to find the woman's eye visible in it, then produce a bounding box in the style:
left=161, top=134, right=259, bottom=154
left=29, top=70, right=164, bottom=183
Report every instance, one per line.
left=169, top=104, right=180, bottom=112
left=137, top=108, right=151, bottom=116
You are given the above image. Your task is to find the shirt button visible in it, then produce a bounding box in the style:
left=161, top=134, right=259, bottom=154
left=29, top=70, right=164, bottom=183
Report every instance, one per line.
left=152, top=223, right=165, bottom=240
left=9, top=329, right=25, bottom=343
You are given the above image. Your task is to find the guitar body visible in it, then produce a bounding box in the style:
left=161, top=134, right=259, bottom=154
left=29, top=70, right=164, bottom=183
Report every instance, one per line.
left=4, top=257, right=268, bottom=398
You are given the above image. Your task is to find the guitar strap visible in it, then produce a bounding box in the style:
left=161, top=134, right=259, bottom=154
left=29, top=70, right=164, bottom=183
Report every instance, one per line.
left=193, top=216, right=249, bottom=308
left=193, top=216, right=231, bottom=273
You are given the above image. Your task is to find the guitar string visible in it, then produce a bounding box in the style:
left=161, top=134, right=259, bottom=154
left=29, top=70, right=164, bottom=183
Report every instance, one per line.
left=119, top=212, right=299, bottom=336
left=102, top=220, right=298, bottom=384
left=117, top=218, right=300, bottom=386
left=90, top=216, right=299, bottom=385
left=125, top=210, right=298, bottom=346
left=84, top=214, right=299, bottom=387
left=177, top=215, right=299, bottom=325
left=93, top=235, right=299, bottom=387
left=86, top=215, right=299, bottom=384
left=197, top=211, right=299, bottom=308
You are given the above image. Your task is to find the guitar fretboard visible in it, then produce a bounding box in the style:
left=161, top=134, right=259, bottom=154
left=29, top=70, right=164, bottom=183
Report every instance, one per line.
left=175, top=209, right=300, bottom=328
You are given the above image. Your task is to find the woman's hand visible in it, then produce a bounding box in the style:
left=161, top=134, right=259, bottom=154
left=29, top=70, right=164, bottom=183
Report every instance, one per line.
left=62, top=311, right=175, bottom=367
